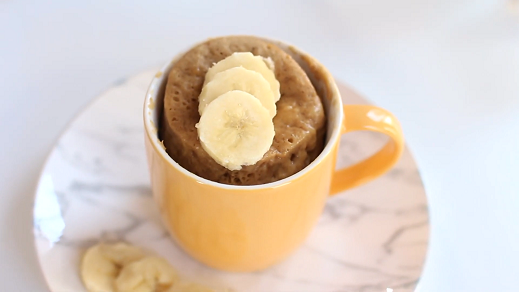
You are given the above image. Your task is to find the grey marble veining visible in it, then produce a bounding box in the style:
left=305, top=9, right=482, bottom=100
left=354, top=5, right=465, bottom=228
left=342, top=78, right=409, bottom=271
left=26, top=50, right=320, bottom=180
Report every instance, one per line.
left=33, top=69, right=428, bottom=292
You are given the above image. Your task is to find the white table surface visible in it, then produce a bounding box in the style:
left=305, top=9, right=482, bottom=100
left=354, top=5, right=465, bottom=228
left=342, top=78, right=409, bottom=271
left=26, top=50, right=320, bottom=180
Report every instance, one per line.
left=1, top=0, right=518, bottom=291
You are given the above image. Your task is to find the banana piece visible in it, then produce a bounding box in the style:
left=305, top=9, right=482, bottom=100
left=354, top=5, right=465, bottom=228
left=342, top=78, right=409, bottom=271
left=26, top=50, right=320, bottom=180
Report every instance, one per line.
left=166, top=281, right=214, bottom=292
left=81, top=243, right=146, bottom=292
left=196, top=90, right=275, bottom=171
left=199, top=67, right=276, bottom=118
left=204, top=52, right=280, bottom=102
left=115, top=256, right=179, bottom=292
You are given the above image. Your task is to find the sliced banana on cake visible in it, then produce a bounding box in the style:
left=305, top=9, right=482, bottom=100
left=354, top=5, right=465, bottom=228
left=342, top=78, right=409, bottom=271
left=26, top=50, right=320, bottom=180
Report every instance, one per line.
left=115, top=256, right=179, bottom=292
left=196, top=90, right=275, bottom=171
left=81, top=243, right=146, bottom=292
left=199, top=66, right=277, bottom=118
left=204, top=52, right=280, bottom=102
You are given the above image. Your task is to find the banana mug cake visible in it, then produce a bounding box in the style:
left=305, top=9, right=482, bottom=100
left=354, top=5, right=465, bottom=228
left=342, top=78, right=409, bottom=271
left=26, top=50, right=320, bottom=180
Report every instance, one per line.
left=160, top=36, right=326, bottom=185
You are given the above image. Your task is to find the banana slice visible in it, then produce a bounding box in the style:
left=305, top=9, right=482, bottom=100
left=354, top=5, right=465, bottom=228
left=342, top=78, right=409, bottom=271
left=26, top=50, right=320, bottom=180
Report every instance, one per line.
left=196, top=90, right=275, bottom=171
left=199, top=67, right=277, bottom=118
left=115, top=256, right=179, bottom=292
left=204, top=52, right=280, bottom=102
left=81, top=243, right=146, bottom=292
left=166, top=281, right=215, bottom=292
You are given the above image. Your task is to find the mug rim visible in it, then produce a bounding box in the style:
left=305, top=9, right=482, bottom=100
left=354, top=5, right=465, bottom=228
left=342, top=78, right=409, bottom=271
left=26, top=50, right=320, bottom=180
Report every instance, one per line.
left=143, top=37, right=343, bottom=190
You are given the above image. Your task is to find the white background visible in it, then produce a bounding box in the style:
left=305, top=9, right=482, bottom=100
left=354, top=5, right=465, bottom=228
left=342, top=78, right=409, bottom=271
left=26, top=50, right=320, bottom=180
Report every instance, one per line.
left=1, top=0, right=518, bottom=291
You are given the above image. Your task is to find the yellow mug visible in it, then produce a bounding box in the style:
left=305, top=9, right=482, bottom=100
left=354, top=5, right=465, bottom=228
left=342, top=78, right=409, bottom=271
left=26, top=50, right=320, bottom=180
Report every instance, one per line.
left=144, top=37, right=404, bottom=272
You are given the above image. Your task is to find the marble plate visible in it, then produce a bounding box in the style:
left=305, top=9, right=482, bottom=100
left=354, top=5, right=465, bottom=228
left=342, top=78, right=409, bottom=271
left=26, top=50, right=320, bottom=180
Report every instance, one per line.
left=33, top=69, right=429, bottom=292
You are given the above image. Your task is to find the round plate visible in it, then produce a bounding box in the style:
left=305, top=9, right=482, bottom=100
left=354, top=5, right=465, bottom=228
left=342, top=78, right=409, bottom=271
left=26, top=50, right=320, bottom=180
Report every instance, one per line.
left=33, top=69, right=429, bottom=292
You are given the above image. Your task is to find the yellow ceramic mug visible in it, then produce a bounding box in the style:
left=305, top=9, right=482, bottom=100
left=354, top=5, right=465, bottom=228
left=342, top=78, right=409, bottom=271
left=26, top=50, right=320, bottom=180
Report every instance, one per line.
left=144, top=38, right=404, bottom=272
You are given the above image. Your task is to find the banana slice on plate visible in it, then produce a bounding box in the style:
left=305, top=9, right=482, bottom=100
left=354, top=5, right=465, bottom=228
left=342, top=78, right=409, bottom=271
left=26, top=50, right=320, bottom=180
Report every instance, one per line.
left=81, top=243, right=146, bottom=292
left=115, top=256, right=179, bottom=292
left=204, top=52, right=280, bottom=102
left=199, top=67, right=277, bottom=118
left=196, top=90, right=275, bottom=171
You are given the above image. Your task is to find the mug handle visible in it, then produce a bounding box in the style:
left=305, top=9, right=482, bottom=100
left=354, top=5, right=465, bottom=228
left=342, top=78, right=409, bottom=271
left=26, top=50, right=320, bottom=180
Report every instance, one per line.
left=330, top=105, right=405, bottom=195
